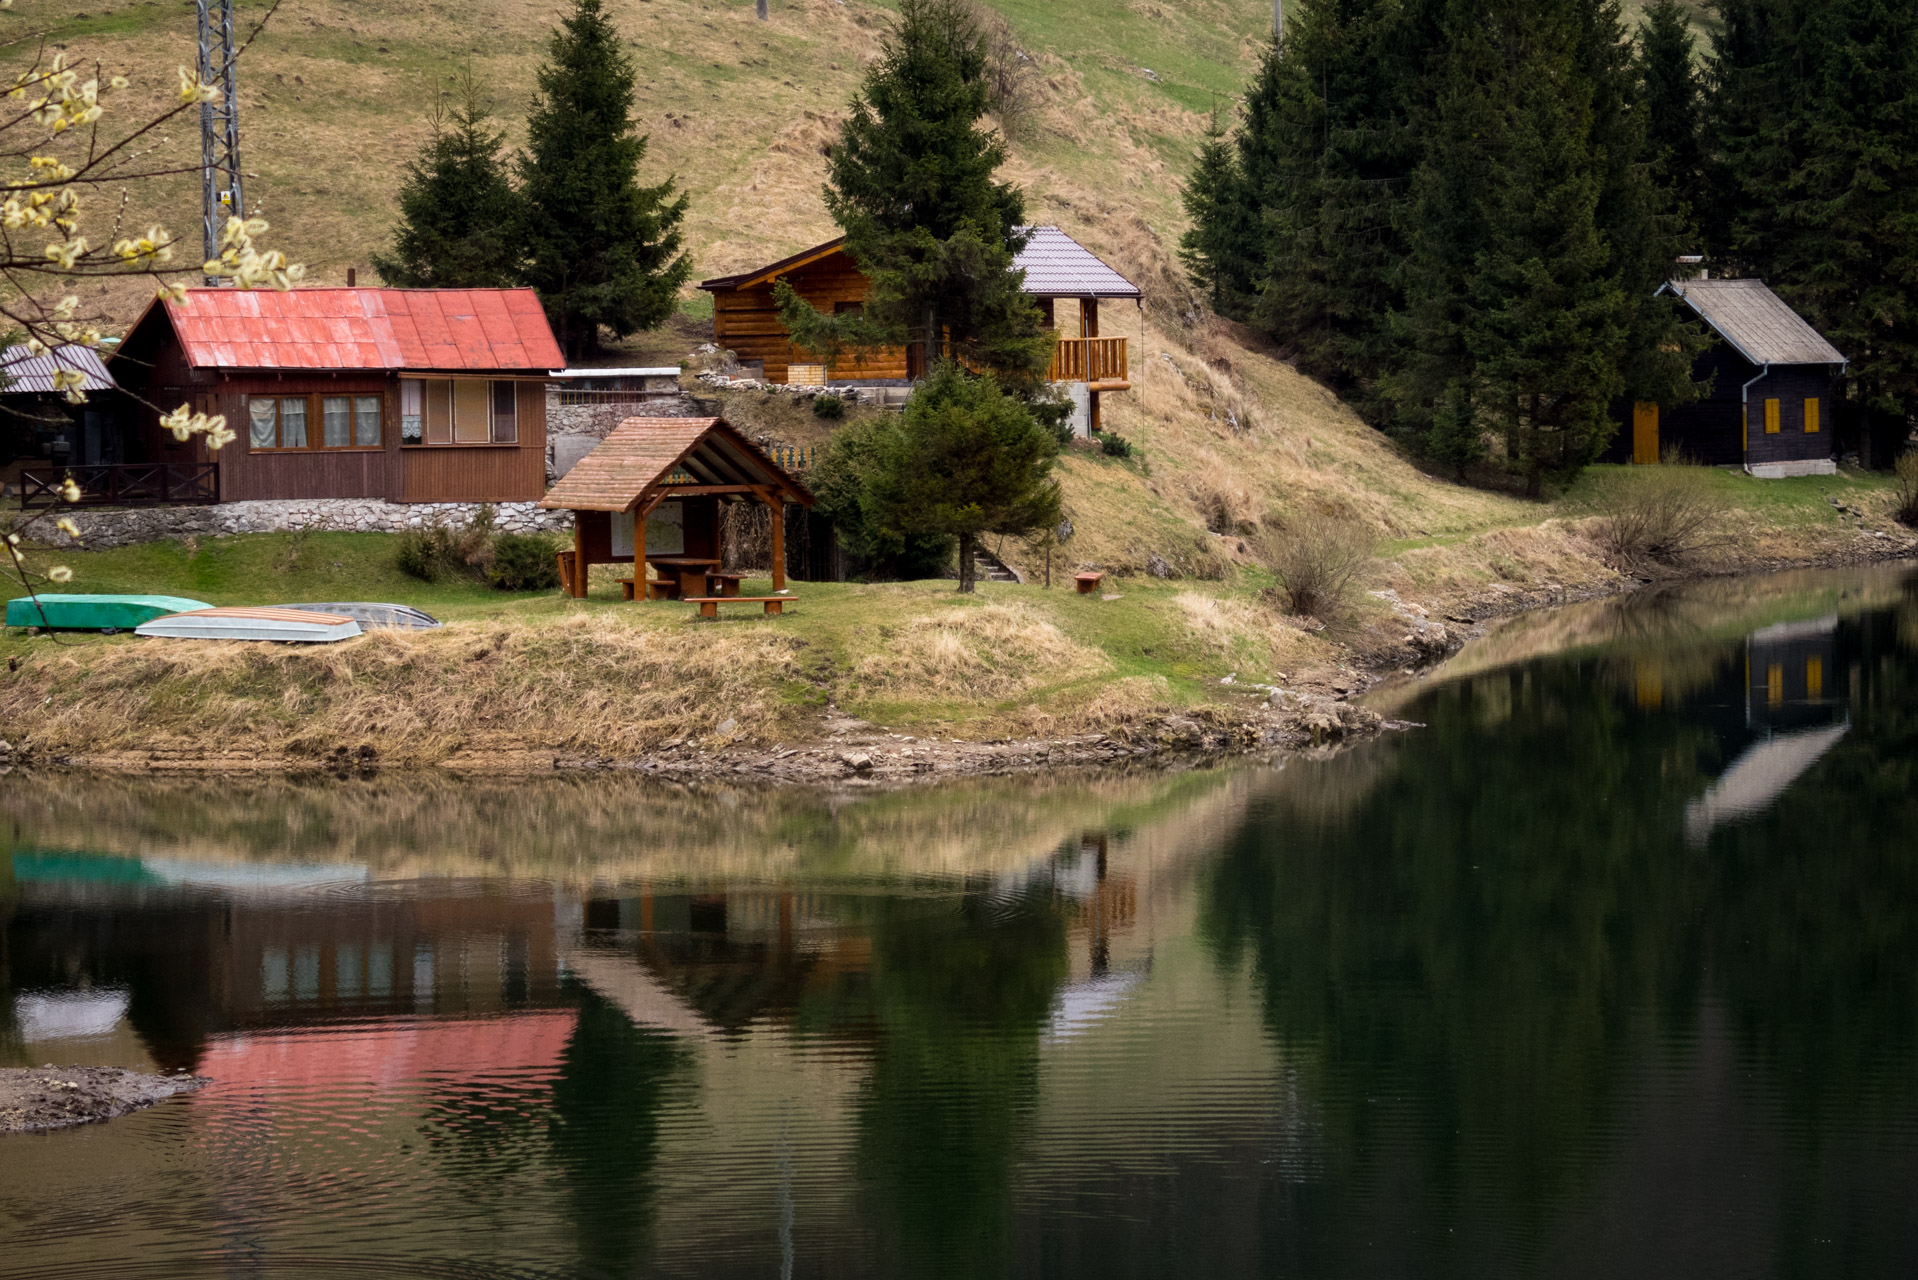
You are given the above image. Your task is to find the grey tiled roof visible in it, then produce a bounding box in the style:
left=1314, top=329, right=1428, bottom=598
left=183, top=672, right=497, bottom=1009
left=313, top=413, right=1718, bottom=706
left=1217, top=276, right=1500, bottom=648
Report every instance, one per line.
left=1013, top=226, right=1142, bottom=299
left=0, top=343, right=115, bottom=394
left=1662, top=278, right=1845, bottom=366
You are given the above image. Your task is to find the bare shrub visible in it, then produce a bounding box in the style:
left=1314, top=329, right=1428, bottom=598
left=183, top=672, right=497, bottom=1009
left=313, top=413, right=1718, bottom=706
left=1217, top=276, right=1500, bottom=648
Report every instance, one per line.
left=968, top=2, right=1036, bottom=138
left=1895, top=452, right=1918, bottom=527
left=1596, top=461, right=1727, bottom=565
left=1258, top=509, right=1376, bottom=618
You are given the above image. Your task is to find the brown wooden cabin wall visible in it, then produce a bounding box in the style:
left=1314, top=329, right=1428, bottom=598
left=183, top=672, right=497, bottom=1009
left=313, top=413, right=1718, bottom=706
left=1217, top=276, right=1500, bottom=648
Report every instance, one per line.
left=710, top=253, right=910, bottom=383
left=204, top=372, right=398, bottom=502
left=401, top=381, right=547, bottom=503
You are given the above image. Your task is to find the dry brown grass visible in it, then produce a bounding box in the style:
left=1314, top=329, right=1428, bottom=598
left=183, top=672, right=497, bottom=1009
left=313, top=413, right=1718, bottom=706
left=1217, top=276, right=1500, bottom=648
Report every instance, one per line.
left=850, top=602, right=1108, bottom=699
left=0, top=613, right=800, bottom=761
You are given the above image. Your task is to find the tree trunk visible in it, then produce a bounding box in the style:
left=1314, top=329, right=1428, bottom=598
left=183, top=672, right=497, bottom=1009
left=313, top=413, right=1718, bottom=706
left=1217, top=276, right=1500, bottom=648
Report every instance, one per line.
left=957, top=530, right=975, bottom=593
left=923, top=305, right=937, bottom=378
left=757, top=0, right=768, bottom=16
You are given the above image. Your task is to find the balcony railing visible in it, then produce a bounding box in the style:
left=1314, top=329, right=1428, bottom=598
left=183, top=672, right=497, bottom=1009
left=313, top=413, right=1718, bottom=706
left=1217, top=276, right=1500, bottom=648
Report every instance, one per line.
left=1049, top=336, right=1129, bottom=387
left=19, top=462, right=219, bottom=510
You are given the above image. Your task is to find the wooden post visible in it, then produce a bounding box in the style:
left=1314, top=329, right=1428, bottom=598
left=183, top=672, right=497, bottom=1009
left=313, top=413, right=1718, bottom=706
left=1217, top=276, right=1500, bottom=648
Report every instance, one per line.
left=571, top=515, right=586, bottom=598
left=769, top=496, right=786, bottom=592
left=633, top=499, right=647, bottom=599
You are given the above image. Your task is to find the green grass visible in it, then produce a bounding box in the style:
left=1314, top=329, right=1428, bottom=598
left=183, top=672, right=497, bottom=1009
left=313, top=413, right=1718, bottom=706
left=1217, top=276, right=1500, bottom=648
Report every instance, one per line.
left=6, top=530, right=1282, bottom=736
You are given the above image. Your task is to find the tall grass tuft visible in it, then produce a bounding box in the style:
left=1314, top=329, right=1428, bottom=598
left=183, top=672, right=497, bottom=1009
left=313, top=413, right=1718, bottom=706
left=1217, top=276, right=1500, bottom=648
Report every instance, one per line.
left=1258, top=508, right=1375, bottom=618
left=1895, top=452, right=1918, bottom=526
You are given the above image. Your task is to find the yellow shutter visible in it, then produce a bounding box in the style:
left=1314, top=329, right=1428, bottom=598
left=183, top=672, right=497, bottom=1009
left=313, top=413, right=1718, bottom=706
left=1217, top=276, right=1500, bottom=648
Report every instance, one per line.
left=1764, top=398, right=1781, bottom=433
left=1767, top=663, right=1784, bottom=707
left=1804, top=397, right=1820, bottom=433
left=1806, top=655, right=1824, bottom=700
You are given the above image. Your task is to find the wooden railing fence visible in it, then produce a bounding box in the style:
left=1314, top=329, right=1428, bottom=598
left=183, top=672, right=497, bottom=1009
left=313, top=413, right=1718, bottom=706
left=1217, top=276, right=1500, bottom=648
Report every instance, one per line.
left=19, top=463, right=218, bottom=510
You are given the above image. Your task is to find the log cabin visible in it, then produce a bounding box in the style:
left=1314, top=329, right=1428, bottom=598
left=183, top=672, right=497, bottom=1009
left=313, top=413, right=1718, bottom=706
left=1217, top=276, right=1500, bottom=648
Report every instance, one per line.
left=698, top=226, right=1141, bottom=433
left=1608, top=277, right=1847, bottom=477
left=107, top=287, right=563, bottom=505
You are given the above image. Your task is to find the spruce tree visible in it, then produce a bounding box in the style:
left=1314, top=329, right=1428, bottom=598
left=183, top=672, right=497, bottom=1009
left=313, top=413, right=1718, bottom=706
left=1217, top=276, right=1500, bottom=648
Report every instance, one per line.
left=1177, top=109, right=1258, bottom=319
left=782, top=0, right=1052, bottom=389
left=373, top=80, right=520, bottom=289
left=518, top=0, right=691, bottom=358
left=1636, top=0, right=1707, bottom=233
left=867, top=362, right=1063, bottom=593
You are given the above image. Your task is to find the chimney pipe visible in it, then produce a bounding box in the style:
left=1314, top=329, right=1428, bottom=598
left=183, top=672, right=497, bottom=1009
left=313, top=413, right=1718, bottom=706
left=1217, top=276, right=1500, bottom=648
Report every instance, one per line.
left=346, top=266, right=357, bottom=287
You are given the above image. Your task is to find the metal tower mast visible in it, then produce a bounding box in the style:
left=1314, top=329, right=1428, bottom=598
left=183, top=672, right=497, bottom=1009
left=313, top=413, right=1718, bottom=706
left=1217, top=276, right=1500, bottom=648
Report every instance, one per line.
left=197, top=0, right=243, bottom=285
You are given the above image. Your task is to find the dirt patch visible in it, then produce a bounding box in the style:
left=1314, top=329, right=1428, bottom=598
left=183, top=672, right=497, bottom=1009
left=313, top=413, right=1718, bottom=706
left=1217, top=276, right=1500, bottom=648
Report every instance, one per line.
left=0, top=1066, right=207, bottom=1134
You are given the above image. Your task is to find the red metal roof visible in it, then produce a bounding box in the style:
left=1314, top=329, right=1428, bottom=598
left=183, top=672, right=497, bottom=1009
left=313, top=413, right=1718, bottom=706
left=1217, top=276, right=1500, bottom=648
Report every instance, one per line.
left=161, top=287, right=564, bottom=373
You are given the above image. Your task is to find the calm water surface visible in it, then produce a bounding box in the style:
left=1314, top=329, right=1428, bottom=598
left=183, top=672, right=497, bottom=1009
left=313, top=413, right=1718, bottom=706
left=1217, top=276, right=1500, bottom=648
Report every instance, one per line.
left=4, top=564, right=1918, bottom=1278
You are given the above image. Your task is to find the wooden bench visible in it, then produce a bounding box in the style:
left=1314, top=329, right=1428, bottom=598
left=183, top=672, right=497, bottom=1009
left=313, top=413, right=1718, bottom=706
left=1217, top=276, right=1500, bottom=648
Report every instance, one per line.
left=686, top=595, right=791, bottom=619
left=618, top=577, right=681, bottom=601
left=705, top=572, right=748, bottom=598
left=1075, top=571, right=1104, bottom=595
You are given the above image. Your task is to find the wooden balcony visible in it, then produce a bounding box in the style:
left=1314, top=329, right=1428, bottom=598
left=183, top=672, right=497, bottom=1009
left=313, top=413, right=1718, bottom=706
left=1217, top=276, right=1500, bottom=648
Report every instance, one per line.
left=1049, top=336, right=1129, bottom=389
left=19, top=462, right=219, bottom=509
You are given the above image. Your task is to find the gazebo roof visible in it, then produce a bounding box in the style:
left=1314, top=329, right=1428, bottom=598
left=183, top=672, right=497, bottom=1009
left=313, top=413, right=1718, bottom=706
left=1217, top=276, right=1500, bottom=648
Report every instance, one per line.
left=537, top=416, right=812, bottom=513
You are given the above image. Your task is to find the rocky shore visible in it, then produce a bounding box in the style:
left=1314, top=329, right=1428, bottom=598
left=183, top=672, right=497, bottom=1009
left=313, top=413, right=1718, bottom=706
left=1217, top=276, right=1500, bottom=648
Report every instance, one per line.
left=0, top=1066, right=207, bottom=1133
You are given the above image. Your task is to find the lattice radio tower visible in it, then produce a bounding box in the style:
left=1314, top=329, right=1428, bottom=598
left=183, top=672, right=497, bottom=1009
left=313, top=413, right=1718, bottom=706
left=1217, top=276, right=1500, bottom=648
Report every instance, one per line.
left=196, top=0, right=243, bottom=285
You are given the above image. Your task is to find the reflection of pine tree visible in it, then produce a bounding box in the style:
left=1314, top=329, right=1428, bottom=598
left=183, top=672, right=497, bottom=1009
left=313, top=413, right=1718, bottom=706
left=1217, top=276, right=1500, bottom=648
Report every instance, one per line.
left=853, top=888, right=1069, bottom=1276
left=1201, top=608, right=1918, bottom=1264
left=548, top=990, right=689, bottom=1277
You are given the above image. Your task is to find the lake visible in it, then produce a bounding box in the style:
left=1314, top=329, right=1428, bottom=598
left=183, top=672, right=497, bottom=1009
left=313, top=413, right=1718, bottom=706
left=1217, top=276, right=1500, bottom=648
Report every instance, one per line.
left=4, top=563, right=1917, bottom=1278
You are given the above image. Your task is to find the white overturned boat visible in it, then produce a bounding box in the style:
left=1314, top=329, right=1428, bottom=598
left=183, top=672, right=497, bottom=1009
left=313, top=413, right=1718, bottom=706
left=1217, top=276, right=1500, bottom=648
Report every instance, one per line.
left=135, top=607, right=363, bottom=643
left=271, top=602, right=442, bottom=630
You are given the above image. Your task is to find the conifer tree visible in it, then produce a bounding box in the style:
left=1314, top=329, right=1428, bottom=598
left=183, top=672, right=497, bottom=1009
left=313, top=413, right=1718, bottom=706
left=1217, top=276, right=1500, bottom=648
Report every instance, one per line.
left=1177, top=109, right=1258, bottom=319
left=1636, top=0, right=1707, bottom=233
left=518, top=0, right=691, bottom=358
left=1393, top=0, right=1633, bottom=492
left=374, top=81, right=520, bottom=289
left=866, top=362, right=1063, bottom=593
left=780, top=0, right=1051, bottom=389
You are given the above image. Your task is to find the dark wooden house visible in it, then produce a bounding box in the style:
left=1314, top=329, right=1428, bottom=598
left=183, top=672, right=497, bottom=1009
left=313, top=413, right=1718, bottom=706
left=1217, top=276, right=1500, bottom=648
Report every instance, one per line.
left=108, top=287, right=563, bottom=505
left=698, top=226, right=1141, bottom=433
left=1609, top=277, right=1847, bottom=477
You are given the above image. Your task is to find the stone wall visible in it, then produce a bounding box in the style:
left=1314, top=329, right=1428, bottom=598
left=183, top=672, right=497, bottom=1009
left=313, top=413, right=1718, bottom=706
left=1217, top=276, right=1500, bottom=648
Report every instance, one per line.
left=35, top=499, right=571, bottom=550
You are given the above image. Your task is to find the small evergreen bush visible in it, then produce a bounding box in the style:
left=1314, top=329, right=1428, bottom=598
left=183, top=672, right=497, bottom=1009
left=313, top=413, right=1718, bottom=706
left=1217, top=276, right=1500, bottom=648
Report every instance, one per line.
left=489, top=533, right=562, bottom=590
left=1099, top=432, right=1134, bottom=458
left=812, top=392, right=846, bottom=420
left=396, top=526, right=458, bottom=582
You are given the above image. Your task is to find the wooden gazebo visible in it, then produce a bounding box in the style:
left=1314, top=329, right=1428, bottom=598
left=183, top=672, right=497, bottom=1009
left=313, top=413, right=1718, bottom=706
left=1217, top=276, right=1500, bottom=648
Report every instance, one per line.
left=539, top=416, right=813, bottom=601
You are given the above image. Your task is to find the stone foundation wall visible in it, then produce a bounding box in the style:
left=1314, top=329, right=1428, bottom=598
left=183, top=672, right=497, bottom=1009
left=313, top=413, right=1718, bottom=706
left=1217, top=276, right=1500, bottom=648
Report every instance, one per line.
left=36, top=499, right=572, bottom=550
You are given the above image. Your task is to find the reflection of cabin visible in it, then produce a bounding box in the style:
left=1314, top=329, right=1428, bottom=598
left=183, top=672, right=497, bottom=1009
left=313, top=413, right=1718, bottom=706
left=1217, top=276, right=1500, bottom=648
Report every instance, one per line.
left=698, top=226, right=1141, bottom=434
left=1608, top=277, right=1846, bottom=477
left=538, top=415, right=813, bottom=599
left=108, top=287, right=563, bottom=505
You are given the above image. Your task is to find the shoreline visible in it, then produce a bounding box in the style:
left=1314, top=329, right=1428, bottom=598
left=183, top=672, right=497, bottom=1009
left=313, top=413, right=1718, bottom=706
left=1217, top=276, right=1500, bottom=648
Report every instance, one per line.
left=9, top=542, right=1910, bottom=786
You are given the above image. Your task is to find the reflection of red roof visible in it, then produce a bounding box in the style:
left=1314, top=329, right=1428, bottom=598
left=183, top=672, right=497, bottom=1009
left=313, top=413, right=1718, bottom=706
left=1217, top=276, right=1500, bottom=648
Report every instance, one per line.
left=198, top=1012, right=576, bottom=1091
left=156, top=288, right=563, bottom=373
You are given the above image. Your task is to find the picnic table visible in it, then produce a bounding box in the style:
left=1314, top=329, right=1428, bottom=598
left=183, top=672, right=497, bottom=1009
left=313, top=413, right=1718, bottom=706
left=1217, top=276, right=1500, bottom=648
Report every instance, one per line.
left=649, top=556, right=723, bottom=599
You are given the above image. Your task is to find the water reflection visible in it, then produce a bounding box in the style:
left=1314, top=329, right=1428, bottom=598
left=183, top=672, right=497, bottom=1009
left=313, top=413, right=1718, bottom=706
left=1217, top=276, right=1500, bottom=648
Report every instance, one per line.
left=2, top=565, right=1918, bottom=1277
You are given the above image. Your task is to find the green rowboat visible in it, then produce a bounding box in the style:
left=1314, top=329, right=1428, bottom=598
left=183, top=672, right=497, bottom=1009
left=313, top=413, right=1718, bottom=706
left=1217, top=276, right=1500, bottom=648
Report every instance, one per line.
left=6, top=594, right=214, bottom=633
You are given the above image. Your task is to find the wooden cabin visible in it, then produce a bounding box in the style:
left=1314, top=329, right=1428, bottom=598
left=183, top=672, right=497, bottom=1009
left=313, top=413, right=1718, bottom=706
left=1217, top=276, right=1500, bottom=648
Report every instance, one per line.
left=698, top=226, right=1141, bottom=433
left=108, top=287, right=563, bottom=504
left=1608, top=278, right=1846, bottom=477
left=0, top=344, right=133, bottom=502
left=538, top=416, right=813, bottom=600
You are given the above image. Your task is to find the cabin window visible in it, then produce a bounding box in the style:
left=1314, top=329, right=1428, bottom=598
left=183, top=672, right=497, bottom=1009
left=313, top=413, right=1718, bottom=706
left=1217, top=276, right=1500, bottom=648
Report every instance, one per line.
left=491, top=381, right=518, bottom=443
left=400, top=379, right=519, bottom=445
left=1764, top=398, right=1781, bottom=434
left=248, top=394, right=380, bottom=451
left=400, top=379, right=424, bottom=443
left=1804, top=397, right=1820, bottom=434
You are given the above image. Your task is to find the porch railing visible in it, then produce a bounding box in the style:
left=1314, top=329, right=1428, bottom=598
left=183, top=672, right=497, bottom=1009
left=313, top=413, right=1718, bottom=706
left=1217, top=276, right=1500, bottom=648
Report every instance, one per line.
left=19, top=462, right=219, bottom=510
left=1049, top=336, right=1129, bottom=386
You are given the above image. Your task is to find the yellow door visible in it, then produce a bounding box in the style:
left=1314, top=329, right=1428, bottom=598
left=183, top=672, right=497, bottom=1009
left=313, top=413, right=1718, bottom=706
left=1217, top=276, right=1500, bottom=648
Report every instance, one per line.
left=1632, top=402, right=1660, bottom=464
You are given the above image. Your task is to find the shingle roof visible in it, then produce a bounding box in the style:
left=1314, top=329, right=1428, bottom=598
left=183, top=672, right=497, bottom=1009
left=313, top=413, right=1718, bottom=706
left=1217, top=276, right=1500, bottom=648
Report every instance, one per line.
left=154, top=287, right=563, bottom=373
left=698, top=226, right=1142, bottom=299
left=1013, top=226, right=1141, bottom=299
left=0, top=343, right=115, bottom=393
left=537, top=417, right=812, bottom=513
left=1661, top=278, right=1845, bottom=366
